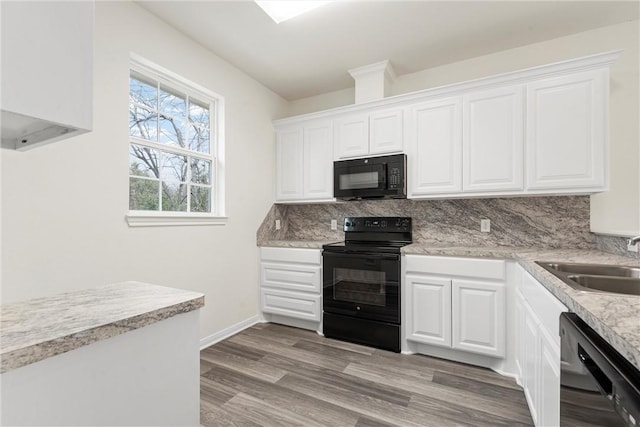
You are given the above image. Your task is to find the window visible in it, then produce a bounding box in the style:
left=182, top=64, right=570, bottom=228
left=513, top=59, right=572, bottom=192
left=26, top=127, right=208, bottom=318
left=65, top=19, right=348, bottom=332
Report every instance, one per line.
left=126, top=55, right=225, bottom=226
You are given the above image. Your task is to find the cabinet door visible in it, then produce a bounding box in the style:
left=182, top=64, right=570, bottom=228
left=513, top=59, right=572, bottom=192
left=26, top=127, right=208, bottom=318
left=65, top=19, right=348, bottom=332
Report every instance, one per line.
left=463, top=85, right=524, bottom=192
left=407, top=98, right=462, bottom=196
left=369, top=109, right=403, bottom=155
left=515, top=291, right=526, bottom=383
left=451, top=280, right=505, bottom=357
left=523, top=303, right=540, bottom=426
left=303, top=121, right=334, bottom=200
left=526, top=69, right=607, bottom=190
left=334, top=113, right=369, bottom=159
left=406, top=275, right=452, bottom=348
left=538, top=329, right=561, bottom=427
left=275, top=128, right=304, bottom=200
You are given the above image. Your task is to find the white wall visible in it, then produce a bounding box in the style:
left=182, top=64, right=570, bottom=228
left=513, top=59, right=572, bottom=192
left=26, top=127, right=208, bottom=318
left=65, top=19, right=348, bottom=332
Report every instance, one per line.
left=286, top=20, right=640, bottom=236
left=0, top=2, right=288, bottom=340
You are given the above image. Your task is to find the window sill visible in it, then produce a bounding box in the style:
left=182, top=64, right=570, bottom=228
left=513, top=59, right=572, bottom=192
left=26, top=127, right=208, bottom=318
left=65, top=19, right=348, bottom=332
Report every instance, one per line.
left=126, top=212, right=228, bottom=227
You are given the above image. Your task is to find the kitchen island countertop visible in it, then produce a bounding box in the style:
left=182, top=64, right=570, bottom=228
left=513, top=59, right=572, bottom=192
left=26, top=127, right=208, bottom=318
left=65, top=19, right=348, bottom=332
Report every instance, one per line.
left=0, top=282, right=204, bottom=373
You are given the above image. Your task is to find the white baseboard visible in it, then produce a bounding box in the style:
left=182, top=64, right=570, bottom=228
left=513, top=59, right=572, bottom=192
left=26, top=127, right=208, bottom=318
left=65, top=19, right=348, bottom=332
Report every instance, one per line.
left=199, top=315, right=260, bottom=350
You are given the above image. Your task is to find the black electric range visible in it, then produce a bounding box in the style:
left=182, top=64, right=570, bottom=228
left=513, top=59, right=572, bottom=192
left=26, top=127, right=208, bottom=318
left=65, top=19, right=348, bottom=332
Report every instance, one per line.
left=322, top=217, right=412, bottom=352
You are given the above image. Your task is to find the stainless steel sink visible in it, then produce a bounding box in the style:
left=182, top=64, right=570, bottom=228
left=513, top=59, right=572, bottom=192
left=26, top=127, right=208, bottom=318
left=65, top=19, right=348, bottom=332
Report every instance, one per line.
left=541, top=262, right=640, bottom=278
left=567, top=275, right=640, bottom=295
left=536, top=261, right=640, bottom=296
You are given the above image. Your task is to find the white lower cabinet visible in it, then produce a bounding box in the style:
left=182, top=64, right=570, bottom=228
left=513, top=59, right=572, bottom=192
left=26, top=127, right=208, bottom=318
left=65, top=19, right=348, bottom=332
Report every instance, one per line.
left=452, top=279, right=505, bottom=357
left=259, top=247, right=322, bottom=328
left=260, top=288, right=321, bottom=322
left=406, top=275, right=452, bottom=347
left=516, top=266, right=567, bottom=427
left=538, top=327, right=562, bottom=427
left=405, top=255, right=506, bottom=358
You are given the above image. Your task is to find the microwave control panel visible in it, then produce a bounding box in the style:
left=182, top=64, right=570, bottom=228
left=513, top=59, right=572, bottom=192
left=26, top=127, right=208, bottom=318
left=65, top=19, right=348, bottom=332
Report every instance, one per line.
left=388, top=166, right=402, bottom=189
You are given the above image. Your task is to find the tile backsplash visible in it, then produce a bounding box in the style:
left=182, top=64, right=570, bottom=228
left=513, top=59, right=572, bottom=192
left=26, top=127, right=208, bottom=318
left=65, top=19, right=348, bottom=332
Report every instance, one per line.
left=258, top=196, right=596, bottom=249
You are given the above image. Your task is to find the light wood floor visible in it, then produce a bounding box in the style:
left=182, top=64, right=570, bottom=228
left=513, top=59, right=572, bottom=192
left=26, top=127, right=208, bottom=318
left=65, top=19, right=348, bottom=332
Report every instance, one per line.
left=200, top=323, right=534, bottom=427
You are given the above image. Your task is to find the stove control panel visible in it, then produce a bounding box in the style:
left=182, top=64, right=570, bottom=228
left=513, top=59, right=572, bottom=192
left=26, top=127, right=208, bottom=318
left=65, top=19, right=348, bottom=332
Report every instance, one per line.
left=343, top=217, right=411, bottom=232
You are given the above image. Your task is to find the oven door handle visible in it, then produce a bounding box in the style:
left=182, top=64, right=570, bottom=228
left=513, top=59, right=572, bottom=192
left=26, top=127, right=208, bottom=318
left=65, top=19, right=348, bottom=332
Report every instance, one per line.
left=323, top=252, right=399, bottom=261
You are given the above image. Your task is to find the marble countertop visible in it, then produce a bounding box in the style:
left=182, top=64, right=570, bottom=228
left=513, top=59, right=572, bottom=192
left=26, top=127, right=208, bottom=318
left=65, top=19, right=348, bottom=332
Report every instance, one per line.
left=0, top=282, right=204, bottom=374
left=260, top=239, right=339, bottom=249
left=515, top=249, right=640, bottom=371
left=260, top=240, right=640, bottom=370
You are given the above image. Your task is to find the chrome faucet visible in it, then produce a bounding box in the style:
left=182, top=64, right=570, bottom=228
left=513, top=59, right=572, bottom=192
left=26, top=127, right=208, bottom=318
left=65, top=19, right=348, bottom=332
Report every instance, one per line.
left=628, top=235, right=640, bottom=246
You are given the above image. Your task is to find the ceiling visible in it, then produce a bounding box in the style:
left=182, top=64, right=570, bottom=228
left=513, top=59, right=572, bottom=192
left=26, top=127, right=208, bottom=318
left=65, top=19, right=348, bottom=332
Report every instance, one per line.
left=136, top=1, right=639, bottom=101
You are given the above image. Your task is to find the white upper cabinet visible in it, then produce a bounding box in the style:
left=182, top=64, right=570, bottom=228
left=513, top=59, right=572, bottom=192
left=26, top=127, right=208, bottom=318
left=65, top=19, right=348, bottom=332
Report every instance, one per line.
left=334, top=109, right=403, bottom=159
left=369, top=108, right=404, bottom=155
left=275, top=120, right=334, bottom=203
left=334, top=113, right=369, bottom=159
left=526, top=69, right=607, bottom=191
left=303, top=122, right=334, bottom=200
left=462, top=85, right=524, bottom=192
left=406, top=97, right=462, bottom=196
left=276, top=128, right=304, bottom=201
left=273, top=51, right=619, bottom=202
left=1, top=1, right=93, bottom=150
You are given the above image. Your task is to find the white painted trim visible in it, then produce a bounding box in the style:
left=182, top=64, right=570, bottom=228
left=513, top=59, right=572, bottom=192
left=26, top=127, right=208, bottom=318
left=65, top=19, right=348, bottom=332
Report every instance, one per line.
left=128, top=53, right=227, bottom=219
left=199, top=315, right=260, bottom=350
left=126, top=213, right=228, bottom=227
left=274, top=50, right=622, bottom=126
left=492, top=368, right=519, bottom=381
left=274, top=198, right=337, bottom=204
left=348, top=60, right=396, bottom=82
left=130, top=53, right=224, bottom=102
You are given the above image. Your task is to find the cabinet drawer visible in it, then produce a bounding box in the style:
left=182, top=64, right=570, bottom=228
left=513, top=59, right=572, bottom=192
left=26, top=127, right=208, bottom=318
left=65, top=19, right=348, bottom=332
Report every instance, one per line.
left=521, top=270, right=567, bottom=346
left=405, top=255, right=505, bottom=280
left=261, top=262, right=321, bottom=293
left=261, top=247, right=321, bottom=265
left=260, top=289, right=321, bottom=321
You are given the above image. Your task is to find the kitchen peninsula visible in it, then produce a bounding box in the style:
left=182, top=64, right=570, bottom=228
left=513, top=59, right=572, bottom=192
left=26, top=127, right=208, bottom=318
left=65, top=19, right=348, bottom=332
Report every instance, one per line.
left=0, top=282, right=204, bottom=426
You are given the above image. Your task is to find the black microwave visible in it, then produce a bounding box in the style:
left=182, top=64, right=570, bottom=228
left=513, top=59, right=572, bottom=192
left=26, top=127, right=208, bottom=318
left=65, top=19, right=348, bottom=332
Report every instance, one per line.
left=334, top=154, right=406, bottom=200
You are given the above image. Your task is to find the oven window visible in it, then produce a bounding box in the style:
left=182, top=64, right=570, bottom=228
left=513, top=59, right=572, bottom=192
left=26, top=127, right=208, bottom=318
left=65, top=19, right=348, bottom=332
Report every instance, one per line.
left=333, top=267, right=386, bottom=306
left=339, top=171, right=379, bottom=190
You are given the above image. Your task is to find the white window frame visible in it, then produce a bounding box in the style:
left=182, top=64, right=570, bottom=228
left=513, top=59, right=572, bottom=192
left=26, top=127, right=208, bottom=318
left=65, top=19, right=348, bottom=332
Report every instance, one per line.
left=126, top=54, right=226, bottom=227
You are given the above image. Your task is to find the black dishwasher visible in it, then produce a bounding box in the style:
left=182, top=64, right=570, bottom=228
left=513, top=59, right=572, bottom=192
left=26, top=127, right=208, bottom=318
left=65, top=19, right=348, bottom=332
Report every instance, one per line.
left=560, top=312, right=640, bottom=426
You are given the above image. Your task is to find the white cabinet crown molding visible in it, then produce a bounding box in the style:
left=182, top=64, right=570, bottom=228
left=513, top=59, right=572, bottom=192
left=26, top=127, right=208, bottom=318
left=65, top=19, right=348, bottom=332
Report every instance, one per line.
left=273, top=50, right=622, bottom=127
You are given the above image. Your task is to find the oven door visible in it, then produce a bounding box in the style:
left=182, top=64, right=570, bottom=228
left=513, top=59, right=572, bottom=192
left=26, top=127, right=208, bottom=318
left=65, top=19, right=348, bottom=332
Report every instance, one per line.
left=322, top=251, right=399, bottom=324
left=334, top=163, right=386, bottom=199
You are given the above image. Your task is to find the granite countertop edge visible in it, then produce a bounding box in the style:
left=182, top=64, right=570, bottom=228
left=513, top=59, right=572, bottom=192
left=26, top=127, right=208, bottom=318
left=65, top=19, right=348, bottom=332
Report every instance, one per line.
left=0, top=282, right=204, bottom=374
left=259, top=239, right=339, bottom=249
left=259, top=240, right=640, bottom=370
